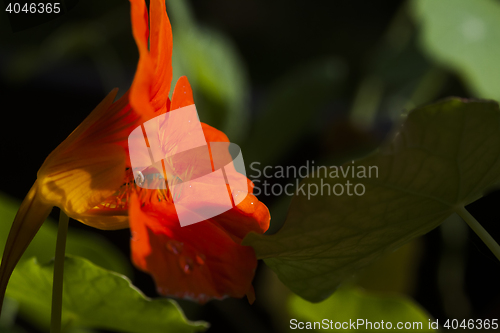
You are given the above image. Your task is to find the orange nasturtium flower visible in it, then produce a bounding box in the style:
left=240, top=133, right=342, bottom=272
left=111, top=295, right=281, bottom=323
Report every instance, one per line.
left=0, top=0, right=270, bottom=307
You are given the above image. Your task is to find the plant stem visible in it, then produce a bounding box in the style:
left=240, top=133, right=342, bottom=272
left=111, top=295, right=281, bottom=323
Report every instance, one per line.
left=457, top=206, right=500, bottom=262
left=50, top=209, right=69, bottom=333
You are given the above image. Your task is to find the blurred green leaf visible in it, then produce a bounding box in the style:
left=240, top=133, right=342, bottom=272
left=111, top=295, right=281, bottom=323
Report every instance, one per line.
left=6, top=256, right=207, bottom=333
left=168, top=0, right=250, bottom=142
left=244, top=57, right=347, bottom=166
left=0, top=191, right=131, bottom=277
left=288, top=286, right=435, bottom=332
left=412, top=0, right=500, bottom=100
left=244, top=98, right=500, bottom=302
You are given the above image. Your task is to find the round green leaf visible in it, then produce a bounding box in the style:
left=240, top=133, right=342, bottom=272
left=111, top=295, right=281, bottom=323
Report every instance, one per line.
left=244, top=98, right=500, bottom=302
left=6, top=256, right=207, bottom=332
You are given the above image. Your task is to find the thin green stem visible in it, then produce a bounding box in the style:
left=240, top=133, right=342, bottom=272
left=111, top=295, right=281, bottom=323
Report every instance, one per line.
left=457, top=206, right=500, bottom=262
left=50, top=209, right=69, bottom=333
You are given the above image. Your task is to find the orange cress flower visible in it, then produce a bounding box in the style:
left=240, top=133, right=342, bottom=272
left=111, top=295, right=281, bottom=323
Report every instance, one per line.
left=129, top=75, right=270, bottom=303
left=0, top=0, right=172, bottom=309
left=0, top=0, right=270, bottom=310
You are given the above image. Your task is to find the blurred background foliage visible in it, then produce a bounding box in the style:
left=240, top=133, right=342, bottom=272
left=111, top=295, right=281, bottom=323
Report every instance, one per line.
left=1, top=0, right=500, bottom=332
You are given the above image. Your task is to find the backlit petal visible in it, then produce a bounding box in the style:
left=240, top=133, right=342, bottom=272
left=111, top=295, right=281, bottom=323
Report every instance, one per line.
left=171, top=76, right=195, bottom=111
left=35, top=89, right=138, bottom=228
left=129, top=193, right=260, bottom=303
left=129, top=0, right=173, bottom=121
left=150, top=0, right=173, bottom=112
left=37, top=144, right=127, bottom=228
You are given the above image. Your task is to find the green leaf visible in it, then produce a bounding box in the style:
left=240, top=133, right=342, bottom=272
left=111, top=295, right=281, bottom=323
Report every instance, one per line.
left=0, top=192, right=131, bottom=277
left=6, top=256, right=208, bottom=333
left=288, top=287, right=435, bottom=332
left=172, top=28, right=249, bottom=142
left=168, top=0, right=250, bottom=142
left=412, top=0, right=500, bottom=100
left=244, top=98, right=500, bottom=302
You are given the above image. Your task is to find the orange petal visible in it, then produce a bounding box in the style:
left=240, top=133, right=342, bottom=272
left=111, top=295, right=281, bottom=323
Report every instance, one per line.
left=201, top=123, right=230, bottom=143
left=150, top=0, right=172, bottom=112
left=129, top=193, right=259, bottom=303
left=37, top=143, right=127, bottom=228
left=211, top=197, right=270, bottom=242
left=0, top=181, right=52, bottom=313
left=77, top=91, right=138, bottom=152
left=35, top=87, right=137, bottom=229
left=129, top=0, right=149, bottom=49
left=171, top=76, right=195, bottom=111
left=129, top=0, right=173, bottom=121
left=129, top=0, right=156, bottom=120
left=73, top=211, right=129, bottom=230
